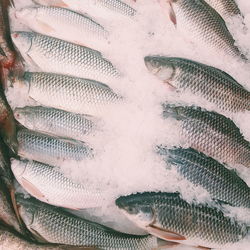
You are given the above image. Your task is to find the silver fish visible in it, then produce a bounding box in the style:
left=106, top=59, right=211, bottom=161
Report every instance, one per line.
left=162, top=105, right=250, bottom=168
left=11, top=31, right=120, bottom=82
left=17, top=128, right=93, bottom=167
left=16, top=194, right=158, bottom=249
left=14, top=106, right=95, bottom=141
left=18, top=72, right=121, bottom=116
left=11, top=159, right=106, bottom=209
left=116, top=192, right=249, bottom=249
left=160, top=0, right=246, bottom=60
left=144, top=56, right=250, bottom=112
left=157, top=147, right=250, bottom=208
left=204, top=0, right=242, bottom=19
left=15, top=6, right=108, bottom=46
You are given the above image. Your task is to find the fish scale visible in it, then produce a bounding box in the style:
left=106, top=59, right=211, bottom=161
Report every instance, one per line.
left=11, top=31, right=120, bottom=82
left=157, top=147, right=250, bottom=208
left=169, top=0, right=245, bottom=59
left=21, top=72, right=121, bottom=116
left=162, top=105, right=250, bottom=168
left=14, top=106, right=95, bottom=141
left=17, top=128, right=93, bottom=167
left=116, top=192, right=248, bottom=248
left=17, top=195, right=157, bottom=249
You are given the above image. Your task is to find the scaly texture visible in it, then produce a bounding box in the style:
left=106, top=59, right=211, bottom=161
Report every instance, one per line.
left=162, top=105, right=250, bottom=168
left=17, top=128, right=93, bottom=167
left=144, top=56, right=250, bottom=112
left=116, top=192, right=248, bottom=249
left=17, top=195, right=157, bottom=249
left=12, top=159, right=105, bottom=209
left=11, top=31, right=120, bottom=82
left=14, top=106, right=95, bottom=141
left=157, top=147, right=250, bottom=208
left=22, top=72, right=121, bottom=116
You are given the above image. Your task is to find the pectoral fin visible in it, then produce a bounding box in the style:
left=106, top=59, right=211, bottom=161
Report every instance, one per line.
left=147, top=225, right=186, bottom=241
left=21, top=177, right=45, bottom=199
left=36, top=19, right=55, bottom=33
left=158, top=0, right=177, bottom=26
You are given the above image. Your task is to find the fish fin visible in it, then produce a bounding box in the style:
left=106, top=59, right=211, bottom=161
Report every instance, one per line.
left=50, top=0, right=69, bottom=8
left=20, top=177, right=45, bottom=199
left=197, top=246, right=211, bottom=250
left=154, top=239, right=181, bottom=249
left=36, top=19, right=55, bottom=33
left=158, top=0, right=177, bottom=26
left=147, top=225, right=186, bottom=241
left=29, top=227, right=49, bottom=243
left=164, top=80, right=177, bottom=91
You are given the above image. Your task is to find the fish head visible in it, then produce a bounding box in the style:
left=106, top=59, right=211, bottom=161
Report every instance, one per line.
left=14, top=107, right=35, bottom=128
left=15, top=194, right=38, bottom=227
left=116, top=193, right=155, bottom=228
left=11, top=32, right=35, bottom=55
left=15, top=7, right=39, bottom=23
left=144, top=56, right=176, bottom=81
left=11, top=159, right=27, bottom=179
left=162, top=104, right=186, bottom=120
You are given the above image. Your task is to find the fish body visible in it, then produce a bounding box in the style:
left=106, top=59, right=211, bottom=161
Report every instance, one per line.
left=15, top=6, right=108, bottom=47
left=162, top=105, right=250, bottom=168
left=11, top=32, right=120, bottom=82
left=204, top=0, right=242, bottom=19
left=144, top=56, right=250, bottom=112
left=157, top=147, right=250, bottom=208
left=19, top=72, right=121, bottom=116
left=16, top=195, right=157, bottom=249
left=166, top=0, right=245, bottom=59
left=17, top=128, right=93, bottom=167
left=116, top=192, right=248, bottom=248
left=14, top=106, right=95, bottom=141
left=11, top=159, right=105, bottom=209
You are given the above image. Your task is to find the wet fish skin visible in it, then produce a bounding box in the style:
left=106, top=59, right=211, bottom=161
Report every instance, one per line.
left=116, top=192, right=248, bottom=248
left=17, top=128, right=93, bottom=167
left=20, top=72, right=121, bottom=116
left=14, top=106, right=95, bottom=141
left=157, top=147, right=250, bottom=208
left=15, top=6, right=109, bottom=45
left=204, top=0, right=242, bottom=19
left=11, top=159, right=105, bottom=209
left=144, top=56, right=250, bottom=112
left=166, top=0, right=245, bottom=59
left=16, top=194, right=157, bottom=249
left=162, top=105, right=250, bottom=168
left=11, top=31, right=120, bottom=82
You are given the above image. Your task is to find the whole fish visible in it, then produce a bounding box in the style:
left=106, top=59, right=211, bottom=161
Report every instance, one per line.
left=162, top=105, right=250, bottom=168
left=144, top=56, right=250, bottom=112
left=17, top=72, right=121, bottom=116
left=116, top=192, right=249, bottom=249
left=14, top=106, right=95, bottom=141
left=159, top=0, right=245, bottom=60
left=157, top=147, right=250, bottom=208
left=15, top=6, right=108, bottom=47
left=16, top=194, right=158, bottom=249
left=204, top=0, right=242, bottom=19
left=17, top=128, right=93, bottom=167
left=12, top=159, right=105, bottom=209
left=0, top=223, right=87, bottom=250
left=11, top=31, right=120, bottom=82
left=32, top=0, right=137, bottom=17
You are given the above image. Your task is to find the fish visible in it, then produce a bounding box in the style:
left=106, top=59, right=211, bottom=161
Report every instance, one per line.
left=157, top=147, right=250, bottom=208
left=203, top=0, right=242, bottom=19
left=32, top=0, right=137, bottom=18
left=11, top=158, right=106, bottom=209
left=16, top=194, right=158, bottom=249
left=162, top=105, right=250, bottom=168
left=16, top=72, right=121, bottom=116
left=116, top=192, right=249, bottom=249
left=158, top=0, right=246, bottom=60
left=17, top=128, right=93, bottom=167
left=0, top=223, right=91, bottom=250
left=14, top=106, right=96, bottom=141
left=11, top=31, right=120, bottom=83
left=144, top=56, right=250, bottom=113
left=15, top=6, right=109, bottom=47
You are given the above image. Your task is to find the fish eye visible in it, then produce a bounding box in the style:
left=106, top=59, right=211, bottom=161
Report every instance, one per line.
left=127, top=206, right=138, bottom=214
